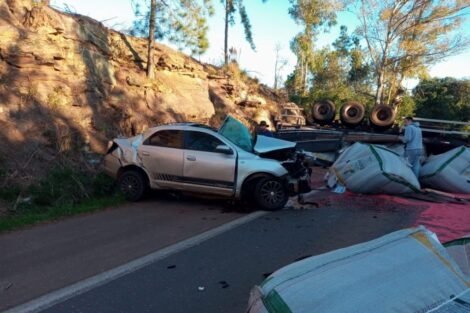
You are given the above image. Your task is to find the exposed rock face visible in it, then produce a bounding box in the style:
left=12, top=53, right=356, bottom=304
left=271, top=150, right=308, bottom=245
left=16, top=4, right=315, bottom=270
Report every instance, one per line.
left=0, top=0, right=283, bottom=184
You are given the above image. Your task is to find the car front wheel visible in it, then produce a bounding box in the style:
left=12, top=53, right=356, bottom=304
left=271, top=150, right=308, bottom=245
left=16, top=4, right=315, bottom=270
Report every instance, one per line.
left=118, top=170, right=147, bottom=201
left=254, top=177, right=288, bottom=211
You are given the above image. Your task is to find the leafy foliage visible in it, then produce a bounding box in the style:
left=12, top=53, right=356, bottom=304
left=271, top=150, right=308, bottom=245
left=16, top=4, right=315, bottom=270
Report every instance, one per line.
left=396, top=95, right=416, bottom=121
left=353, top=0, right=469, bottom=106
left=413, top=77, right=470, bottom=121
left=286, top=23, right=374, bottom=112
left=287, top=0, right=342, bottom=96
left=131, top=0, right=213, bottom=55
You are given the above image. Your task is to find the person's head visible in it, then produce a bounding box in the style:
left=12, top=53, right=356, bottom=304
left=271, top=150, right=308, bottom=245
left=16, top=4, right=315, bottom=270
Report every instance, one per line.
left=258, top=120, right=269, bottom=130
left=404, top=116, right=414, bottom=126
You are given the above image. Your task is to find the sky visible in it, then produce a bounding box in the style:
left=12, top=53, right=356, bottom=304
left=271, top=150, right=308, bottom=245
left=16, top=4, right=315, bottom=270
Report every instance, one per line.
left=50, top=0, right=470, bottom=89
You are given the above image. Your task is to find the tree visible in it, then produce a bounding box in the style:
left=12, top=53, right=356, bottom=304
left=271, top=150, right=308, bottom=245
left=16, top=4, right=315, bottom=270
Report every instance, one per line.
left=273, top=43, right=288, bottom=90
left=396, top=94, right=416, bottom=120
left=309, top=47, right=368, bottom=106
left=332, top=25, right=372, bottom=99
left=413, top=77, right=470, bottom=121
left=289, top=33, right=314, bottom=96
left=221, top=0, right=267, bottom=65
left=332, top=25, right=359, bottom=57
left=354, top=0, right=470, bottom=107
left=287, top=0, right=341, bottom=96
left=146, top=0, right=156, bottom=78
left=131, top=0, right=214, bottom=78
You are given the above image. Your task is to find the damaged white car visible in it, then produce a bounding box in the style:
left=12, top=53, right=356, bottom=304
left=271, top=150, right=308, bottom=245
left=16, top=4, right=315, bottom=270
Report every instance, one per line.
left=103, top=116, right=298, bottom=210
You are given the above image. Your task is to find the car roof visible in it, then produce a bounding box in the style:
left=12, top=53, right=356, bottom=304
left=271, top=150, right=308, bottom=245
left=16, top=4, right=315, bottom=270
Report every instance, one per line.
left=164, top=122, right=216, bottom=130
left=143, top=123, right=218, bottom=137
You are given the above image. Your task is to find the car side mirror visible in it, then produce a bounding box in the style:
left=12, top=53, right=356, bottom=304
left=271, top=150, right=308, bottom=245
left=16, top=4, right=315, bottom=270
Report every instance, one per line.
left=215, top=145, right=233, bottom=155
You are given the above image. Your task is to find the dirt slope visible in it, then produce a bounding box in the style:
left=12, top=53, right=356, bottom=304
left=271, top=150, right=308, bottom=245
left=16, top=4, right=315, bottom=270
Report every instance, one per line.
left=0, top=0, right=284, bottom=185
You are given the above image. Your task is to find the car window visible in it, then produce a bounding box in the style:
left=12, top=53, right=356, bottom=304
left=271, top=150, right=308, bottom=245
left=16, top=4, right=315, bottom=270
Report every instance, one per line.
left=185, top=131, right=224, bottom=153
left=145, top=130, right=183, bottom=148
left=218, top=115, right=253, bottom=152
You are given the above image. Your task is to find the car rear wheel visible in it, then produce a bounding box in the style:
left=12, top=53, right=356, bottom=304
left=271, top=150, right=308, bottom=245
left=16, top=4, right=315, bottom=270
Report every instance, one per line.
left=254, top=177, right=288, bottom=211
left=118, top=170, right=147, bottom=201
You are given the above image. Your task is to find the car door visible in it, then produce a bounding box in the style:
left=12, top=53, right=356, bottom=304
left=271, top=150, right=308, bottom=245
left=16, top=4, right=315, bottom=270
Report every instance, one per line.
left=139, top=129, right=185, bottom=188
left=183, top=130, right=237, bottom=196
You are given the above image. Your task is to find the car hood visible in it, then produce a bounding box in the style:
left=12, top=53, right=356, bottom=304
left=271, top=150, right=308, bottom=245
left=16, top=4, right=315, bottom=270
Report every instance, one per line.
left=219, top=115, right=296, bottom=154
left=254, top=135, right=296, bottom=154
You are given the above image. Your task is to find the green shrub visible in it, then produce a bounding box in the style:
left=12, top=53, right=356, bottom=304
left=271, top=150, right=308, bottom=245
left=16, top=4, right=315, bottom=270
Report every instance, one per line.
left=26, top=167, right=86, bottom=208
left=0, top=166, right=121, bottom=232
left=92, top=173, right=116, bottom=197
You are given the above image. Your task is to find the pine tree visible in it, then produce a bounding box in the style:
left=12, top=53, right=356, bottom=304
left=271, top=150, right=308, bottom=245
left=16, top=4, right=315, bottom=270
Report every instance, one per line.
left=220, top=0, right=267, bottom=65
left=131, top=0, right=214, bottom=77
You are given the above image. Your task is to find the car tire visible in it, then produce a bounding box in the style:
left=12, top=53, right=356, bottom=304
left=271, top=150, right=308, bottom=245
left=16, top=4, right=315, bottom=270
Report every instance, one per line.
left=340, top=101, right=365, bottom=127
left=254, top=177, right=288, bottom=211
left=312, top=100, right=336, bottom=125
left=369, top=105, right=396, bottom=130
left=118, top=170, right=147, bottom=201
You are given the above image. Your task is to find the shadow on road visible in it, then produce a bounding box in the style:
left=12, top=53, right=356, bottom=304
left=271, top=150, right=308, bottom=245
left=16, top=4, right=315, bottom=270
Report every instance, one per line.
left=142, top=190, right=249, bottom=214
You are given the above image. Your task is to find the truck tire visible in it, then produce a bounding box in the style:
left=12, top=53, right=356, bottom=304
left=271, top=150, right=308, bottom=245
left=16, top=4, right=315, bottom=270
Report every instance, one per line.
left=312, top=100, right=336, bottom=125
left=369, top=105, right=396, bottom=130
left=340, top=101, right=365, bottom=127
left=254, top=177, right=288, bottom=211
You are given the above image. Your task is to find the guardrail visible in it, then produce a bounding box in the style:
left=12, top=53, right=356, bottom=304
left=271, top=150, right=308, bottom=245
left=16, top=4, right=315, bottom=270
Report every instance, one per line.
left=407, top=117, right=469, bottom=136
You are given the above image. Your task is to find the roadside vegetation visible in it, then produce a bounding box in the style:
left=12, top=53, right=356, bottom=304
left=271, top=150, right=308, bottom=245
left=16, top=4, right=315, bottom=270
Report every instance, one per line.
left=283, top=0, right=469, bottom=122
left=0, top=165, right=123, bottom=232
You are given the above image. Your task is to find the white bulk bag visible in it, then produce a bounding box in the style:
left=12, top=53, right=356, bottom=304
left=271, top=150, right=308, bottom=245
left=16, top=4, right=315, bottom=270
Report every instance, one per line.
left=445, top=235, right=470, bottom=277
left=329, top=142, right=420, bottom=194
left=420, top=146, right=470, bottom=194
left=247, top=226, right=470, bottom=313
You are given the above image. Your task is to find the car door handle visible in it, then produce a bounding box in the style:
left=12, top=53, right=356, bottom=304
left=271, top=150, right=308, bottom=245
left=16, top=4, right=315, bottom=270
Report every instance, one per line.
left=186, top=155, right=196, bottom=161
left=142, top=152, right=150, bottom=156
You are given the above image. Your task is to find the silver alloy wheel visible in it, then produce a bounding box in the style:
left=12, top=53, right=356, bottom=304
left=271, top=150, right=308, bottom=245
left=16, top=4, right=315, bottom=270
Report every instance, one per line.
left=255, top=178, right=288, bottom=211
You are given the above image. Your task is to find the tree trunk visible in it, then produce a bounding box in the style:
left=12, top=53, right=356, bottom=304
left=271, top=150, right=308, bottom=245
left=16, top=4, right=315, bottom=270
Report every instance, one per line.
left=274, top=56, right=278, bottom=90
left=375, top=70, right=385, bottom=106
left=300, top=55, right=307, bottom=96
left=224, top=0, right=229, bottom=66
left=146, top=0, right=157, bottom=78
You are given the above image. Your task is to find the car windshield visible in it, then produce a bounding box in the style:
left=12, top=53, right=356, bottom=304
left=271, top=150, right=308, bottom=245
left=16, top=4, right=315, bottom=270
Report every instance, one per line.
left=218, top=115, right=254, bottom=152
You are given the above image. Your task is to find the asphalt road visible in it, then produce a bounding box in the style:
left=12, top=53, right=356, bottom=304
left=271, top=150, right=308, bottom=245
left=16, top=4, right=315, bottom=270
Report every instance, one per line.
left=38, top=203, right=417, bottom=313
left=0, top=194, right=245, bottom=312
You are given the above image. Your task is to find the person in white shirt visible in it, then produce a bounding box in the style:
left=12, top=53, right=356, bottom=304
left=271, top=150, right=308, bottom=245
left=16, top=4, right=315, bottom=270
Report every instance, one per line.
left=400, top=116, right=423, bottom=177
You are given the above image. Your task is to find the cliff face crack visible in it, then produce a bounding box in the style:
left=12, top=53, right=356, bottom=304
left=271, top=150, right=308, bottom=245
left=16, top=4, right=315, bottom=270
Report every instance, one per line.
left=3, top=60, right=22, bottom=69
left=62, top=36, right=111, bottom=57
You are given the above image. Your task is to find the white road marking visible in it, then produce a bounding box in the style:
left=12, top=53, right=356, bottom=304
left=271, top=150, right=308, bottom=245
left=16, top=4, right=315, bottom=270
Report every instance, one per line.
left=4, top=211, right=267, bottom=313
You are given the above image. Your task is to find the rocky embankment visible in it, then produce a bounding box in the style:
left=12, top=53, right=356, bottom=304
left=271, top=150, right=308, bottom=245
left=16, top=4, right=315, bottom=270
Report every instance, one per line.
left=0, top=0, right=283, bottom=185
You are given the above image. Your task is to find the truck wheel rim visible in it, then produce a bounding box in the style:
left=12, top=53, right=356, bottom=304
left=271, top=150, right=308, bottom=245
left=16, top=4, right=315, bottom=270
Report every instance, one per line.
left=348, top=107, right=358, bottom=117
